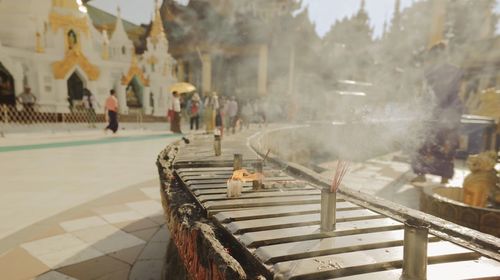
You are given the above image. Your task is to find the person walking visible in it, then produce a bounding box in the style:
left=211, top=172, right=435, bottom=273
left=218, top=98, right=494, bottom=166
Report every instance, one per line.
left=104, top=89, right=119, bottom=134
left=241, top=101, right=253, bottom=130
left=169, top=91, right=182, bottom=133
left=82, top=88, right=97, bottom=128
left=227, top=96, right=238, bottom=134
left=189, top=93, right=201, bottom=130
left=204, top=91, right=219, bottom=133
left=17, top=87, right=37, bottom=121
left=410, top=42, right=463, bottom=185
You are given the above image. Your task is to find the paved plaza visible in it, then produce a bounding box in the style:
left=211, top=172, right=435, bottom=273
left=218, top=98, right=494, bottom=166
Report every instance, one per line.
left=0, top=124, right=478, bottom=279
left=0, top=126, right=180, bottom=279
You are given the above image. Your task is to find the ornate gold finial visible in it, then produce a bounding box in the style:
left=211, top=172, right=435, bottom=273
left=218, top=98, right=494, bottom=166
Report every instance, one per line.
left=150, top=0, right=166, bottom=45
left=35, top=32, right=45, bottom=53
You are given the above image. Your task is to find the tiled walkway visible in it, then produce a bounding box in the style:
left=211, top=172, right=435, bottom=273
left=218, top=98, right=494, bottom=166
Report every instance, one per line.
left=0, top=126, right=482, bottom=279
left=0, top=129, right=180, bottom=279
left=319, top=152, right=470, bottom=209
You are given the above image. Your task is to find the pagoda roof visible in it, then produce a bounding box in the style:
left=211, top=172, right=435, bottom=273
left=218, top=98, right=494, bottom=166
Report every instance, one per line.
left=85, top=4, right=143, bottom=36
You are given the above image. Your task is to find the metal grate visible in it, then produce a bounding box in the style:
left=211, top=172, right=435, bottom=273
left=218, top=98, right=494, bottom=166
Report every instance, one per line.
left=170, top=132, right=500, bottom=279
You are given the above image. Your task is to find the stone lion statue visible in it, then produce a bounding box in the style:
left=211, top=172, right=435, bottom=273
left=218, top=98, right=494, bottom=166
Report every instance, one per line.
left=463, top=151, right=498, bottom=207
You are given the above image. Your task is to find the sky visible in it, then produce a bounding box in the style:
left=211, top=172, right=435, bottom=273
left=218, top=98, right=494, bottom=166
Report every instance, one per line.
left=90, top=0, right=500, bottom=38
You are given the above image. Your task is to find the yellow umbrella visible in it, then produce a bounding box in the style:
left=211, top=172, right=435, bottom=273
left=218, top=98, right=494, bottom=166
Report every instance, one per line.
left=169, top=82, right=196, bottom=94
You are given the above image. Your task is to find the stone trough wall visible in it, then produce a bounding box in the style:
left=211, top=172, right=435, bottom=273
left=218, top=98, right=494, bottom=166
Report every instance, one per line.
left=156, top=144, right=248, bottom=280
left=420, top=186, right=500, bottom=237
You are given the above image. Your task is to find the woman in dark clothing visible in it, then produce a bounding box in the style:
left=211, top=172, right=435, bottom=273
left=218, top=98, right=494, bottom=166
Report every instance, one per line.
left=411, top=43, right=464, bottom=184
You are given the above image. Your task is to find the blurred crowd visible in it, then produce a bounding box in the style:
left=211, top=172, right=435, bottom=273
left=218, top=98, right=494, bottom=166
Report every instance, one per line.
left=168, top=91, right=291, bottom=135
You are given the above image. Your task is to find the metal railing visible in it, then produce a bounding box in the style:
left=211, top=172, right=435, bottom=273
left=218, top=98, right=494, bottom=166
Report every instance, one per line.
left=1, top=103, right=104, bottom=123
left=0, top=104, right=150, bottom=136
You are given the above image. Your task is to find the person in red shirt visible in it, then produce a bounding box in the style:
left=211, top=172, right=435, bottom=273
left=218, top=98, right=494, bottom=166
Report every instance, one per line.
left=104, top=89, right=119, bottom=133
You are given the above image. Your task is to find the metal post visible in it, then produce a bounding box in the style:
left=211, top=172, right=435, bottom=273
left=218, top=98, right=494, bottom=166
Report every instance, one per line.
left=252, top=161, right=263, bottom=190
left=214, top=130, right=221, bottom=156
left=402, top=219, right=429, bottom=280
left=233, top=154, right=243, bottom=171
left=320, top=189, right=337, bottom=232
left=2, top=105, right=7, bottom=123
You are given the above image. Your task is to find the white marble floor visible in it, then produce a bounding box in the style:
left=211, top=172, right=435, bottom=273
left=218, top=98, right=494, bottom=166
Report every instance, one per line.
left=0, top=129, right=179, bottom=240
left=0, top=128, right=180, bottom=280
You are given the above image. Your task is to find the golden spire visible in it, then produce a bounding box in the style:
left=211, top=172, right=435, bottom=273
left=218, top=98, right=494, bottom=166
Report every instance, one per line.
left=51, top=0, right=79, bottom=10
left=360, top=0, right=366, bottom=11
left=150, top=0, right=166, bottom=45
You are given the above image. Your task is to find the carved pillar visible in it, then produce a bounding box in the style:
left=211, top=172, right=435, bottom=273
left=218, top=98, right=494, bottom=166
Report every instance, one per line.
left=258, top=44, right=268, bottom=96
left=428, top=0, right=447, bottom=48
left=116, top=84, right=128, bottom=114
left=143, top=86, right=152, bottom=115
left=202, top=53, right=212, bottom=95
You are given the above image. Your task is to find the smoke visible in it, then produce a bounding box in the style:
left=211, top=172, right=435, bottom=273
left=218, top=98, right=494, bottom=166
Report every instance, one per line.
left=162, top=0, right=499, bottom=163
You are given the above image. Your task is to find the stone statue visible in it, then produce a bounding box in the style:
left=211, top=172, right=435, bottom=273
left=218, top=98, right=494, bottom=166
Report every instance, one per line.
left=463, top=151, right=498, bottom=207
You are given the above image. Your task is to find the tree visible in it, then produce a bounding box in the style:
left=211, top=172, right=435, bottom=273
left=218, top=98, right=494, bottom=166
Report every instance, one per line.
left=321, top=5, right=374, bottom=81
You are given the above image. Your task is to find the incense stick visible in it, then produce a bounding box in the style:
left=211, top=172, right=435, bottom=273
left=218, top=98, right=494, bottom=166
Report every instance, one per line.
left=331, top=160, right=349, bottom=193
left=263, top=149, right=271, bottom=163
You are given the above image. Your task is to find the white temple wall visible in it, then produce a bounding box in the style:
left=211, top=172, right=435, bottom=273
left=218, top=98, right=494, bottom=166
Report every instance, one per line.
left=0, top=0, right=178, bottom=116
left=142, top=87, right=152, bottom=115
left=116, top=83, right=127, bottom=114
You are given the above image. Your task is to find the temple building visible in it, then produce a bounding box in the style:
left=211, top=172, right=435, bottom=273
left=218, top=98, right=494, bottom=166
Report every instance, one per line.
left=160, top=0, right=300, bottom=98
left=0, top=0, right=176, bottom=116
left=427, top=0, right=500, bottom=117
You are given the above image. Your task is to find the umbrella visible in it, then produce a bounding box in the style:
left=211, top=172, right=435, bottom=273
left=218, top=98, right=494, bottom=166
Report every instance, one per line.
left=169, top=82, right=196, bottom=94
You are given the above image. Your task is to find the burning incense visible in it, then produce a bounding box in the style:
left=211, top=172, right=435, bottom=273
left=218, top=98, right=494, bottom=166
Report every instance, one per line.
left=330, top=160, right=349, bottom=193
left=263, top=149, right=271, bottom=163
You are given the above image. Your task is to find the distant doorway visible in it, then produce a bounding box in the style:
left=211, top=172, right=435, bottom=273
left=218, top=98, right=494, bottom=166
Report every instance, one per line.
left=0, top=63, right=15, bottom=106
left=67, top=72, right=84, bottom=111
left=126, top=76, right=143, bottom=108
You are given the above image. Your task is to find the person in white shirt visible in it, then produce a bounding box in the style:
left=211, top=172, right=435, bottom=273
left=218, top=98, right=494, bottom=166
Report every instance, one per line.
left=227, top=96, right=238, bottom=134
left=170, top=91, right=182, bottom=133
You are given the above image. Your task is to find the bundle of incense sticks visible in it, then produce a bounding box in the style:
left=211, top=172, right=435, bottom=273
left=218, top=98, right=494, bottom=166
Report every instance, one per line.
left=330, top=160, right=349, bottom=193
left=263, top=149, right=271, bottom=163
